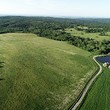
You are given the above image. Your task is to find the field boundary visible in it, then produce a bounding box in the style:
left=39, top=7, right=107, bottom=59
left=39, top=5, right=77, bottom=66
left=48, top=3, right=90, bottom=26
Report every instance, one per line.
left=68, top=55, right=103, bottom=110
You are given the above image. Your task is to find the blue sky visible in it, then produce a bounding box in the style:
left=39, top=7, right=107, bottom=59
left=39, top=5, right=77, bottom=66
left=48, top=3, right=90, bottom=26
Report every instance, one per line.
left=0, top=0, right=110, bottom=17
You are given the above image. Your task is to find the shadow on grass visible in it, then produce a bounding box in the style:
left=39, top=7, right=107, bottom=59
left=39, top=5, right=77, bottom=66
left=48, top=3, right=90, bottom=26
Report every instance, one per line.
left=0, top=78, right=5, bottom=80
left=0, top=62, right=4, bottom=68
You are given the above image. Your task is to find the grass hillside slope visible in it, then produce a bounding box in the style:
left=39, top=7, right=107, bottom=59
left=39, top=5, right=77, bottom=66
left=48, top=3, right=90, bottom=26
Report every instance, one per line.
left=0, top=33, right=97, bottom=110
left=79, top=67, right=110, bottom=110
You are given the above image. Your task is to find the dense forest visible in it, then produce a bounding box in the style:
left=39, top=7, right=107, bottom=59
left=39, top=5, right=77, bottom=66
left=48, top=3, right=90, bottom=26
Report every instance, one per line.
left=0, top=16, right=110, bottom=54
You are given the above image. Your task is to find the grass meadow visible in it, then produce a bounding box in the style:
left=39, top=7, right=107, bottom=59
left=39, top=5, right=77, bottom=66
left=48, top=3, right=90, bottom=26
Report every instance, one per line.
left=79, top=66, right=110, bottom=110
left=66, top=28, right=110, bottom=41
left=0, top=33, right=97, bottom=110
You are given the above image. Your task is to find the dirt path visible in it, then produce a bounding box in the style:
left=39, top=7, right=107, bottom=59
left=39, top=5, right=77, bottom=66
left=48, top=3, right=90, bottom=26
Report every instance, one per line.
left=69, top=55, right=103, bottom=110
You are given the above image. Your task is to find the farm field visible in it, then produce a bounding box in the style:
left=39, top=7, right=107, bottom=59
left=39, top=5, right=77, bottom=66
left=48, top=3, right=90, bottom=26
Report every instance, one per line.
left=66, top=28, right=110, bottom=41
left=79, top=67, right=110, bottom=110
left=0, top=33, right=97, bottom=110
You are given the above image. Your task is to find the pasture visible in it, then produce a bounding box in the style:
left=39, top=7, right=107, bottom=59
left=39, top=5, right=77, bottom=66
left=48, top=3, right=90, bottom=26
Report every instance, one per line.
left=0, top=33, right=97, bottom=110
left=79, top=67, right=110, bottom=110
left=66, top=28, right=110, bottom=41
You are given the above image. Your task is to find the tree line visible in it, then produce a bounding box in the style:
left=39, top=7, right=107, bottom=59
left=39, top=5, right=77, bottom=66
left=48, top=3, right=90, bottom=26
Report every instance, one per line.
left=0, top=16, right=110, bottom=54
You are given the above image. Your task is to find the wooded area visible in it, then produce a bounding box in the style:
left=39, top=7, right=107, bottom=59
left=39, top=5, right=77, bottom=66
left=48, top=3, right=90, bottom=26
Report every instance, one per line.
left=0, top=16, right=110, bottom=54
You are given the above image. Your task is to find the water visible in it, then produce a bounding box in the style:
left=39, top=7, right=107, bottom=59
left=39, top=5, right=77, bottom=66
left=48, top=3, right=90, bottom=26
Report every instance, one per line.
left=96, top=56, right=110, bottom=63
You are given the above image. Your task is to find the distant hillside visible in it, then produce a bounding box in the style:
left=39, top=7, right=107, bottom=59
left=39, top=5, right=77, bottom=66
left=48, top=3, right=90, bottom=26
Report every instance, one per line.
left=0, top=16, right=110, bottom=54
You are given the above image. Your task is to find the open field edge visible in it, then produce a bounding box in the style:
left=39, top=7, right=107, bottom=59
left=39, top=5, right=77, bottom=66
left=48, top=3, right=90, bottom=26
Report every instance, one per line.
left=68, top=55, right=103, bottom=110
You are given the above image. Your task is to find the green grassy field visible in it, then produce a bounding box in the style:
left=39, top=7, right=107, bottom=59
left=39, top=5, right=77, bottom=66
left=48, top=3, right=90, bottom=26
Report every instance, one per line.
left=79, top=67, right=110, bottom=110
left=0, top=33, right=97, bottom=110
left=66, top=28, right=110, bottom=41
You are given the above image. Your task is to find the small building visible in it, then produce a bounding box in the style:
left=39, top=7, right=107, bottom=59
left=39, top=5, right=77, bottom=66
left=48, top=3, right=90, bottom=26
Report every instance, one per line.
left=103, top=62, right=110, bottom=67
left=108, top=65, right=110, bottom=69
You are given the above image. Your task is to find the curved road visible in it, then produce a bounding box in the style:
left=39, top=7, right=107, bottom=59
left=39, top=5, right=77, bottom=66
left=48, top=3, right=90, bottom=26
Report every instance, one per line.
left=69, top=55, right=103, bottom=110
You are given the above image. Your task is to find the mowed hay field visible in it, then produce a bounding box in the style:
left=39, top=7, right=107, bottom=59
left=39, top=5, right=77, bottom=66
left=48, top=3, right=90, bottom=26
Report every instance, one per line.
left=66, top=28, right=110, bottom=41
left=79, top=67, right=110, bottom=110
left=0, top=33, right=97, bottom=110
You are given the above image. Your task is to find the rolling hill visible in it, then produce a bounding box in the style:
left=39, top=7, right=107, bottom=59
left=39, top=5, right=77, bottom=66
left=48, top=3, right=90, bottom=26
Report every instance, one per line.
left=0, top=33, right=97, bottom=110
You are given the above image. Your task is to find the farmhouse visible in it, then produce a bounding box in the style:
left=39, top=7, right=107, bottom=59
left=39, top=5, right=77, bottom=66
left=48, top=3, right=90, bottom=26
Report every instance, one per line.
left=103, top=62, right=110, bottom=67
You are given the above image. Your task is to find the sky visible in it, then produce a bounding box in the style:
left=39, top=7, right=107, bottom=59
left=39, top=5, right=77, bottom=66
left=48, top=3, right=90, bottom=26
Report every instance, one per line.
left=0, top=0, right=110, bottom=18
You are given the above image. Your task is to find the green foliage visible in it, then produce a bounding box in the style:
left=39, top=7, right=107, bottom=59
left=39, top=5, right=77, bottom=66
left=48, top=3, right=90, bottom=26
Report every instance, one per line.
left=66, top=28, right=110, bottom=41
left=66, top=28, right=110, bottom=54
left=0, top=16, right=110, bottom=54
left=85, top=28, right=103, bottom=33
left=99, top=31, right=108, bottom=36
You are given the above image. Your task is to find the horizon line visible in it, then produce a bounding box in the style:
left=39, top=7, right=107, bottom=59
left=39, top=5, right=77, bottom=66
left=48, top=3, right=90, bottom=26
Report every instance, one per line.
left=0, top=14, right=110, bottom=19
